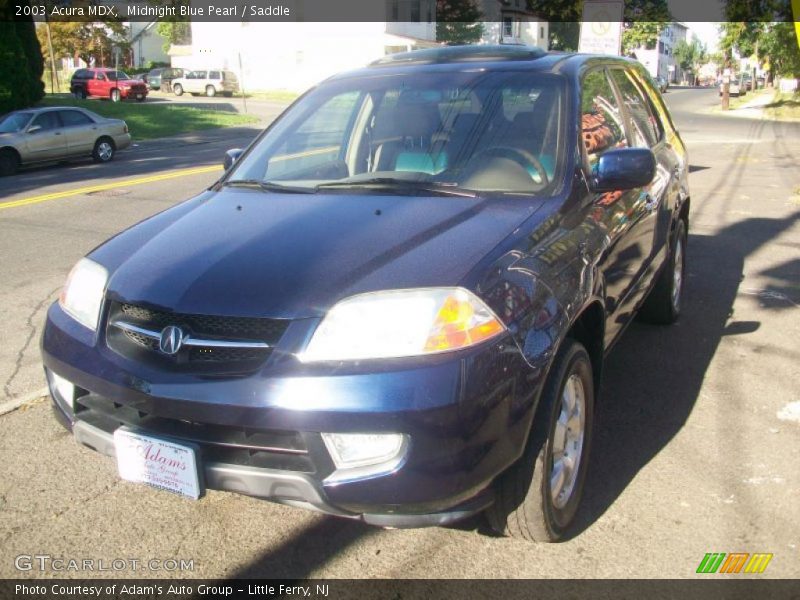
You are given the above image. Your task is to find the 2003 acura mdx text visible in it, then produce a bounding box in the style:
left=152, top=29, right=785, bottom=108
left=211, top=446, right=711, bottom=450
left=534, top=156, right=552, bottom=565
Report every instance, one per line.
left=41, top=46, right=690, bottom=542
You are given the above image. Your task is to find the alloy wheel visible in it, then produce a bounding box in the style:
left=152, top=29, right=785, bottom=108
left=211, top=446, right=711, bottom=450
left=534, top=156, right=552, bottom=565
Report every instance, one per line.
left=550, top=373, right=586, bottom=509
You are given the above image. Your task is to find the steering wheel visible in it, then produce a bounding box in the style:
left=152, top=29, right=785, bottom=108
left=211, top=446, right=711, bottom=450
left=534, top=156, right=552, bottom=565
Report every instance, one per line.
left=473, top=146, right=550, bottom=189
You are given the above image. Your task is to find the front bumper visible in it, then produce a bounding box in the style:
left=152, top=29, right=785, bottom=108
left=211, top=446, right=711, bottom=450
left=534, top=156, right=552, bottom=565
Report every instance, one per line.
left=42, top=302, right=544, bottom=527
left=120, top=87, right=148, bottom=99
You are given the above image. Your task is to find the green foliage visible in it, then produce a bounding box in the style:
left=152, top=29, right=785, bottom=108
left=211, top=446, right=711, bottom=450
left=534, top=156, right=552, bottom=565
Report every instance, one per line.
left=673, top=36, right=707, bottom=73
left=36, top=20, right=130, bottom=68
left=526, top=1, right=582, bottom=50
left=549, top=22, right=580, bottom=51
left=0, top=1, right=45, bottom=113
left=760, top=22, right=800, bottom=77
left=620, top=0, right=671, bottom=55
left=155, top=21, right=191, bottom=53
left=436, top=0, right=483, bottom=45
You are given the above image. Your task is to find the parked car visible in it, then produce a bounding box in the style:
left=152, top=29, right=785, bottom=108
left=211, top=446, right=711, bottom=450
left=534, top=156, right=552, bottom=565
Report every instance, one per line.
left=42, top=46, right=690, bottom=541
left=158, top=68, right=185, bottom=93
left=70, top=68, right=148, bottom=103
left=146, top=68, right=165, bottom=90
left=171, top=69, right=239, bottom=97
left=655, top=75, right=669, bottom=93
left=0, top=106, right=130, bottom=176
left=720, top=78, right=742, bottom=97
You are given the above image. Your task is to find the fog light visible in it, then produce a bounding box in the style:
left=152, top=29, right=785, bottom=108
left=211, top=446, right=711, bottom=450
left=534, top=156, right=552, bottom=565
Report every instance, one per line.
left=321, top=433, right=408, bottom=484
left=47, top=370, right=75, bottom=409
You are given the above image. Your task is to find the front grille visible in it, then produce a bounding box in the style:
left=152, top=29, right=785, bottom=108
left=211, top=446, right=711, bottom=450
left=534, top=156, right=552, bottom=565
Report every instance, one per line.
left=106, top=302, right=290, bottom=373
left=74, top=395, right=328, bottom=474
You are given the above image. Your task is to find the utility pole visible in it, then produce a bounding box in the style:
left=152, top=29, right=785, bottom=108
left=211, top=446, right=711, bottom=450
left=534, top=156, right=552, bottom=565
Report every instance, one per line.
left=44, top=6, right=59, bottom=93
left=722, top=52, right=730, bottom=111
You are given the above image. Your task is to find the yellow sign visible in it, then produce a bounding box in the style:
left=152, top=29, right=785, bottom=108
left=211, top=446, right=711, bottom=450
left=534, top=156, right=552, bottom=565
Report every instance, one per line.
left=794, top=0, right=800, bottom=52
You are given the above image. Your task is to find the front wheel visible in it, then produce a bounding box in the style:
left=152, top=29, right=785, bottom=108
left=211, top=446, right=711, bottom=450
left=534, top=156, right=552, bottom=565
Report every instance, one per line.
left=639, top=219, right=687, bottom=325
left=110, top=89, right=121, bottom=103
left=173, top=84, right=183, bottom=96
left=206, top=85, right=216, bottom=97
left=487, top=340, right=595, bottom=542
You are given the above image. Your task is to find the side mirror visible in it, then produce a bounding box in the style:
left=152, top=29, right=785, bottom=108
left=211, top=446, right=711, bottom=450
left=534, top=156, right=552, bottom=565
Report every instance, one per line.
left=223, top=148, right=243, bottom=171
left=27, top=125, right=42, bottom=134
left=591, top=148, right=656, bottom=192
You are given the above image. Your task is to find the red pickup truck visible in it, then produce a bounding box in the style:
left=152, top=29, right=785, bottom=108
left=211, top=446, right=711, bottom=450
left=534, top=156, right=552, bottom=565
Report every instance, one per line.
left=70, top=68, right=148, bottom=103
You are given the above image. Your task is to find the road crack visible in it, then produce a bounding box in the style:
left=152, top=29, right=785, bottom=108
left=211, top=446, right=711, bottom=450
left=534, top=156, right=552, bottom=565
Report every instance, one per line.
left=3, top=286, right=60, bottom=400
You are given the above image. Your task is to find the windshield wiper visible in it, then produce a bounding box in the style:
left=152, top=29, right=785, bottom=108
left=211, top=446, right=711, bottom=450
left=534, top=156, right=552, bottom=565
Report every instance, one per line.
left=315, top=178, right=477, bottom=197
left=222, top=179, right=315, bottom=194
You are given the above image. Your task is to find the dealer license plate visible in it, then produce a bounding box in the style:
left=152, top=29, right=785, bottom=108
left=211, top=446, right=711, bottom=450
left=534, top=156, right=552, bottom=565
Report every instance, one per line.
left=114, top=428, right=201, bottom=499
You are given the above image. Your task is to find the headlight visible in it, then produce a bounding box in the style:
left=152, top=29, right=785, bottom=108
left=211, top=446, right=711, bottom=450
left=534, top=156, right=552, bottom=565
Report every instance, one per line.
left=300, top=287, right=505, bottom=362
left=59, top=258, right=108, bottom=331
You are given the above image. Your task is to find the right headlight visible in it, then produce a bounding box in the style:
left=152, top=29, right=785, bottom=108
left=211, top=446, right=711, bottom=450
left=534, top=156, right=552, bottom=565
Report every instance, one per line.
left=299, top=287, right=505, bottom=362
left=59, top=258, right=108, bottom=332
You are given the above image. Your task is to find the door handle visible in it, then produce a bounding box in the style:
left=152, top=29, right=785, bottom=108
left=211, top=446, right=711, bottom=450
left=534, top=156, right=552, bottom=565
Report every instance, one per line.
left=54, top=132, right=62, bottom=135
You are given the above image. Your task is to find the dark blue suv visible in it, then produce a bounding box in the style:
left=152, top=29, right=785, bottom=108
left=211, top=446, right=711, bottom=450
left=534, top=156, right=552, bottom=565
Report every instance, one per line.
left=42, top=46, right=689, bottom=541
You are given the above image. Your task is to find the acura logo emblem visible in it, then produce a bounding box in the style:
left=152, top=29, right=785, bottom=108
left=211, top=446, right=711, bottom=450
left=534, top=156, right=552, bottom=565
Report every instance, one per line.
left=159, top=325, right=184, bottom=355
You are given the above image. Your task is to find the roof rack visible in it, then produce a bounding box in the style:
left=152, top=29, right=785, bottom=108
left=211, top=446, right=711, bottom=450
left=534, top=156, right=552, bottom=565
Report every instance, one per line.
left=369, top=45, right=547, bottom=67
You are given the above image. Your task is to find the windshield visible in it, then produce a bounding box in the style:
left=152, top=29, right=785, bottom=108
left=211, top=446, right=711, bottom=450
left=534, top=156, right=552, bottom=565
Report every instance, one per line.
left=228, top=70, right=565, bottom=195
left=0, top=112, right=32, bottom=133
left=106, top=71, right=130, bottom=81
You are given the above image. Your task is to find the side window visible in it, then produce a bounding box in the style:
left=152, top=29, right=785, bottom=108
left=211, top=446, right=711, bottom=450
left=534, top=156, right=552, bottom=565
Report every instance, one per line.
left=580, top=69, right=627, bottom=170
left=97, top=73, right=106, bottom=81
left=609, top=68, right=661, bottom=147
left=59, top=110, right=93, bottom=127
left=631, top=68, right=669, bottom=141
left=195, top=71, right=207, bottom=79
left=265, top=91, right=362, bottom=180
left=31, top=112, right=61, bottom=131
left=209, top=71, right=221, bottom=80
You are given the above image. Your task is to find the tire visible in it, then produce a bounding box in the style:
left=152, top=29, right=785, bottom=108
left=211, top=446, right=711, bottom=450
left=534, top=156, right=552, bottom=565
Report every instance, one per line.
left=173, top=84, right=183, bottom=96
left=110, top=89, right=121, bottom=103
left=206, top=85, right=216, bottom=97
left=0, top=149, right=20, bottom=176
left=222, top=91, right=233, bottom=97
left=92, top=137, right=115, bottom=163
left=487, top=340, right=595, bottom=542
left=136, top=96, right=146, bottom=102
left=639, top=219, right=687, bottom=325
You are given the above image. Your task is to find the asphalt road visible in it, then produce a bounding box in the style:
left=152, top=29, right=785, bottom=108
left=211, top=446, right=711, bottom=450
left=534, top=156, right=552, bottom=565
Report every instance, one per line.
left=0, top=88, right=798, bottom=579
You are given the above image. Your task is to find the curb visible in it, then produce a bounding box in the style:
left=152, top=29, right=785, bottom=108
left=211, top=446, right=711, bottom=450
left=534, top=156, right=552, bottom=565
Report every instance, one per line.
left=0, top=387, right=49, bottom=417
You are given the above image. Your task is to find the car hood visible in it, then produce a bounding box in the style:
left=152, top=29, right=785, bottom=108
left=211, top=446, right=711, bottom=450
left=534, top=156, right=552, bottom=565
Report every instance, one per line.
left=100, top=189, right=543, bottom=319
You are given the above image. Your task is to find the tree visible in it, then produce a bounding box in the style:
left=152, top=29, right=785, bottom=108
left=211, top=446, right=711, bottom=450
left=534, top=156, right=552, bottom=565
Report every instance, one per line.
left=760, top=22, right=800, bottom=78
left=673, top=36, right=707, bottom=83
left=526, top=0, right=582, bottom=50
left=36, top=21, right=129, bottom=68
left=155, top=22, right=191, bottom=53
left=620, top=0, right=671, bottom=56
left=436, top=0, right=483, bottom=45
left=0, top=1, right=44, bottom=113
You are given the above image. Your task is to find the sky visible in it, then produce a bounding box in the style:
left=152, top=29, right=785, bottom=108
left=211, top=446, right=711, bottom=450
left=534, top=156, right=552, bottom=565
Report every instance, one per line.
left=686, top=22, right=722, bottom=53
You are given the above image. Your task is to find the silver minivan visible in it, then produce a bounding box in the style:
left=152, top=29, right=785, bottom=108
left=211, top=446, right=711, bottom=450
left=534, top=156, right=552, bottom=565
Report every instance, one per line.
left=171, top=70, right=239, bottom=97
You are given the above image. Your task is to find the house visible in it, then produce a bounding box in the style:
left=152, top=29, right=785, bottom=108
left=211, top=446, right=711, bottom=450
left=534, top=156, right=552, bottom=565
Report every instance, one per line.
left=129, top=21, right=169, bottom=68
left=632, top=22, right=688, bottom=83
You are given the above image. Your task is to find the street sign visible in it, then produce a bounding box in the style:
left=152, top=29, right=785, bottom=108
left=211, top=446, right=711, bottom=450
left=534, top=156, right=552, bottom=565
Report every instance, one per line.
left=578, top=1, right=624, bottom=56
